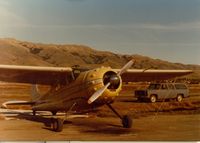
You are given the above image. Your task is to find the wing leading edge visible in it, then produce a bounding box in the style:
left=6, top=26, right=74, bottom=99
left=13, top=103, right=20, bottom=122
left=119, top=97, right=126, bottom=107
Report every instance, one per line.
left=120, top=69, right=193, bottom=82
left=0, top=64, right=193, bottom=85
left=0, top=65, right=73, bottom=85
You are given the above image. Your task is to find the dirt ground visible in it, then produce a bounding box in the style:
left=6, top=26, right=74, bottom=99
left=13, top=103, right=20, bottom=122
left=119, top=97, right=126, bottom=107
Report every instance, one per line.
left=0, top=112, right=199, bottom=141
left=0, top=83, right=200, bottom=141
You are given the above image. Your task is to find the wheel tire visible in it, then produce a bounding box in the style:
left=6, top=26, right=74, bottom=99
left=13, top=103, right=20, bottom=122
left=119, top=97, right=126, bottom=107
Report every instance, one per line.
left=176, top=95, right=183, bottom=102
left=52, top=118, right=63, bottom=132
left=150, top=95, right=157, bottom=103
left=122, top=115, right=132, bottom=128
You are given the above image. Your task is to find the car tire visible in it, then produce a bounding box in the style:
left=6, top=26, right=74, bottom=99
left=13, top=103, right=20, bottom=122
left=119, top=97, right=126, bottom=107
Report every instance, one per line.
left=150, top=95, right=157, bottom=103
left=176, top=94, right=183, bottom=102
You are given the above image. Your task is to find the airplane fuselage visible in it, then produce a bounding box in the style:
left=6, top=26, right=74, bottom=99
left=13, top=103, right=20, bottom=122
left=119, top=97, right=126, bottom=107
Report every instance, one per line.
left=32, top=67, right=122, bottom=113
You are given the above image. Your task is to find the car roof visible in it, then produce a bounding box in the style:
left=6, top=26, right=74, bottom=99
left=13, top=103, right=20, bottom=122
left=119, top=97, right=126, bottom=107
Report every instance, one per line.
left=150, top=83, right=186, bottom=85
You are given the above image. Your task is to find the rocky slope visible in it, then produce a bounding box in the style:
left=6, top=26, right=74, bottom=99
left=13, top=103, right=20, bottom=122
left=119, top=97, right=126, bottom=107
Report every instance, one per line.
left=1, top=38, right=200, bottom=70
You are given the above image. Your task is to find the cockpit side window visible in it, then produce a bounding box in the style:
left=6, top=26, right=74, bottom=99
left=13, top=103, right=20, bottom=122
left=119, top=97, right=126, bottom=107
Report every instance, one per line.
left=72, top=69, right=81, bottom=79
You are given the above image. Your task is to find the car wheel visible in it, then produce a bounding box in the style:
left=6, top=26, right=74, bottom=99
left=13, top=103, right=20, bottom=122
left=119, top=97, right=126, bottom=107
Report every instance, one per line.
left=176, top=94, right=183, bottom=102
left=150, top=95, right=157, bottom=103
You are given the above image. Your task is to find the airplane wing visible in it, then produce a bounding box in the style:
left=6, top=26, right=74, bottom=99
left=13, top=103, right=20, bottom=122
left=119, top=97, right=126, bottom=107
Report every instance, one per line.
left=0, top=65, right=73, bottom=85
left=0, top=64, right=193, bottom=84
left=120, top=69, right=193, bottom=82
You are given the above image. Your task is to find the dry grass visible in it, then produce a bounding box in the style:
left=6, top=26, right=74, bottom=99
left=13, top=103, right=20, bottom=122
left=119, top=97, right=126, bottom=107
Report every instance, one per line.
left=0, top=115, right=5, bottom=120
left=0, top=83, right=200, bottom=118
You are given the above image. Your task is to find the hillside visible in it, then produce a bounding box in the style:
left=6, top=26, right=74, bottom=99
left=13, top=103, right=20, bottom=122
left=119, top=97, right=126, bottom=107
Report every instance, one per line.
left=0, top=38, right=199, bottom=69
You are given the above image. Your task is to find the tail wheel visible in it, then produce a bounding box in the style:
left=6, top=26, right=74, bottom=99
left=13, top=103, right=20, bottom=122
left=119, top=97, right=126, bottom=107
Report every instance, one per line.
left=52, top=118, right=63, bottom=132
left=122, top=115, right=132, bottom=128
left=150, top=95, right=157, bottom=103
left=51, top=111, right=57, bottom=116
left=176, top=94, right=183, bottom=102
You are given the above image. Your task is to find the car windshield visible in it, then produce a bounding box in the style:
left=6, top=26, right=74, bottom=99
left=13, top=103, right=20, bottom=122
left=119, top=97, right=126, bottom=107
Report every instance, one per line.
left=148, top=84, right=161, bottom=90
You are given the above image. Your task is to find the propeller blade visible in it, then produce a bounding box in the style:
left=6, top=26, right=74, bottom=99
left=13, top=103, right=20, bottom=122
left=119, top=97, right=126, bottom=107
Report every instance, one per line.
left=88, top=82, right=110, bottom=104
left=118, top=59, right=135, bottom=76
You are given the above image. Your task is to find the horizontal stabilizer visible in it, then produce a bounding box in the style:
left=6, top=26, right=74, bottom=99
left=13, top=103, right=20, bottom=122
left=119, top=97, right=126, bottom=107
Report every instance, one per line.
left=1, top=101, right=35, bottom=109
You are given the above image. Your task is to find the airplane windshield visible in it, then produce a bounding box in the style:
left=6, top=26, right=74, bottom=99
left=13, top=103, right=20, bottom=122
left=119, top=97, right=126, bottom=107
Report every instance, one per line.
left=73, top=69, right=81, bottom=79
left=148, top=84, right=161, bottom=90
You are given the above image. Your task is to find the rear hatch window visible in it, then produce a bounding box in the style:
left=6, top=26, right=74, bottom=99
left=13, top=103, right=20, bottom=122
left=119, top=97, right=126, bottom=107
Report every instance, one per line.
left=174, top=84, right=187, bottom=89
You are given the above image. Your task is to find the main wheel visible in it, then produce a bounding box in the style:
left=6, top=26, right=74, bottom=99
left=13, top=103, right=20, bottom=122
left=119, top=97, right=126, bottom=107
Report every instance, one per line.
left=150, top=95, right=157, bottom=103
left=176, top=94, right=183, bottom=102
left=52, top=118, right=63, bottom=132
left=122, top=115, right=132, bottom=128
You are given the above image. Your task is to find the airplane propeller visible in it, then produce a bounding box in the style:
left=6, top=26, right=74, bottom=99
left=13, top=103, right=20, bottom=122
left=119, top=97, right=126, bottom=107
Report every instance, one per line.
left=117, top=59, right=135, bottom=76
left=88, top=59, right=135, bottom=104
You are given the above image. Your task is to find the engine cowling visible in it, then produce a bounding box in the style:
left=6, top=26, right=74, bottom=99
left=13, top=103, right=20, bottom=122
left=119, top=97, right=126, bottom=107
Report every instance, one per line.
left=85, top=67, right=122, bottom=104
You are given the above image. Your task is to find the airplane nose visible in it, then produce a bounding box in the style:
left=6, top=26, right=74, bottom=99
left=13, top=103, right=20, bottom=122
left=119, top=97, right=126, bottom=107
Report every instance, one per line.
left=103, top=72, right=121, bottom=90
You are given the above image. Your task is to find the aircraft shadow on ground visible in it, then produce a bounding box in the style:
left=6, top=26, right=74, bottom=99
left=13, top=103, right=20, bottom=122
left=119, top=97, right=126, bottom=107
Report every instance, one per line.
left=16, top=112, right=130, bottom=134
left=79, top=124, right=133, bottom=135
left=16, top=112, right=71, bottom=127
left=71, top=118, right=133, bottom=135
left=1, top=110, right=133, bottom=134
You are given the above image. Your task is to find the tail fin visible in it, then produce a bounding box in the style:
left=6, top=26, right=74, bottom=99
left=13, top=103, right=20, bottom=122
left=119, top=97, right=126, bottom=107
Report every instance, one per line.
left=31, top=84, right=41, bottom=101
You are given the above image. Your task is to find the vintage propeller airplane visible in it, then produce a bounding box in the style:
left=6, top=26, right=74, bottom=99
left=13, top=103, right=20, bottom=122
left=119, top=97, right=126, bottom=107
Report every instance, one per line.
left=0, top=59, right=192, bottom=132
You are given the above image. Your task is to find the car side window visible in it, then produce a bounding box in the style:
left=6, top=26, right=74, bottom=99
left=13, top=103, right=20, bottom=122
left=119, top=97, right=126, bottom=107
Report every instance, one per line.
left=161, top=84, right=168, bottom=89
left=168, top=84, right=175, bottom=89
left=148, top=84, right=161, bottom=89
left=155, top=84, right=161, bottom=89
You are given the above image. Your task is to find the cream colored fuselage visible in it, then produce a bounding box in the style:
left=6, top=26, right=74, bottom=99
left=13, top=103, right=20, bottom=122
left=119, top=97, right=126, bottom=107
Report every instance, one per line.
left=32, top=67, right=122, bottom=113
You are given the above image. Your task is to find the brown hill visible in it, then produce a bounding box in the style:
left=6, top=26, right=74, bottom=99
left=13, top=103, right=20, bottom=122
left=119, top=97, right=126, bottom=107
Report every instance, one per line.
left=0, top=38, right=200, bottom=77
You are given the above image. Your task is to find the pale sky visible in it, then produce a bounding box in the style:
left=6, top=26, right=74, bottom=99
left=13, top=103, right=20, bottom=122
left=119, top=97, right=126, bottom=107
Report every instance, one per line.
left=0, top=0, right=200, bottom=65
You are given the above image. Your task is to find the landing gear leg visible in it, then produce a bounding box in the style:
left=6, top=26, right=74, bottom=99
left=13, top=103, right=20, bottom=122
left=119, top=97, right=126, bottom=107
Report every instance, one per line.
left=33, top=110, right=36, bottom=116
left=50, top=103, right=77, bottom=132
left=106, top=103, right=132, bottom=128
